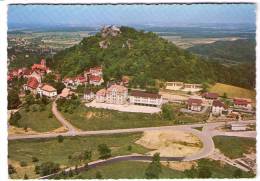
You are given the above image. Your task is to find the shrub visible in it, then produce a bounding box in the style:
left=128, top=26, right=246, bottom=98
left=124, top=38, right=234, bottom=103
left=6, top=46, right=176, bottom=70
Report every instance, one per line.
left=57, top=135, right=64, bottom=143
left=31, top=105, right=38, bottom=112
left=20, top=161, right=28, bottom=167
left=145, top=153, right=162, bottom=179
left=98, top=144, right=111, bottom=159
left=24, top=173, right=28, bottom=179
left=8, top=164, right=16, bottom=175
left=9, top=112, right=21, bottom=126
left=38, top=162, right=60, bottom=176
left=48, top=112, right=53, bottom=118
left=127, top=145, right=132, bottom=151
left=32, top=156, right=39, bottom=162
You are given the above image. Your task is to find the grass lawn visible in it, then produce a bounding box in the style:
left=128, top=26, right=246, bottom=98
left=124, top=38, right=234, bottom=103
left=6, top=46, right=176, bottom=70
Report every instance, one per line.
left=55, top=159, right=254, bottom=179
left=209, top=83, right=256, bottom=100
left=15, top=104, right=61, bottom=132
left=213, top=136, right=256, bottom=159
left=196, top=159, right=255, bottom=178
left=8, top=133, right=150, bottom=179
left=62, top=104, right=207, bottom=131
left=56, top=161, right=186, bottom=179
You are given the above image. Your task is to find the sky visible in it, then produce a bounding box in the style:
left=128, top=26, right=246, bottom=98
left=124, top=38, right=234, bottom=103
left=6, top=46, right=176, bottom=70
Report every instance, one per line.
left=8, top=4, right=256, bottom=28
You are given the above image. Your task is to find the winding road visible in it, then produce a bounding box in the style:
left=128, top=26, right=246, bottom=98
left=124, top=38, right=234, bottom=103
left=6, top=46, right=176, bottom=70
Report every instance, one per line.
left=8, top=100, right=256, bottom=179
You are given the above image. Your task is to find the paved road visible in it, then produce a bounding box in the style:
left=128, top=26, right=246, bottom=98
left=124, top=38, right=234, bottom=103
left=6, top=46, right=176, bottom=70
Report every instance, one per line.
left=40, top=154, right=185, bottom=179
left=8, top=120, right=255, bottom=141
left=52, top=100, right=78, bottom=134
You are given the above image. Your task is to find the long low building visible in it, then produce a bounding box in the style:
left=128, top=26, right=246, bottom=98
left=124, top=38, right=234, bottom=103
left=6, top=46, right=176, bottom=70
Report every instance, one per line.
left=129, top=90, right=162, bottom=107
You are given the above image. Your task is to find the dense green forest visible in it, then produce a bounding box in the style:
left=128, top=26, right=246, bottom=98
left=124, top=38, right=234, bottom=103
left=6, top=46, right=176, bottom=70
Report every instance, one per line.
left=40, top=27, right=254, bottom=89
left=187, top=39, right=255, bottom=64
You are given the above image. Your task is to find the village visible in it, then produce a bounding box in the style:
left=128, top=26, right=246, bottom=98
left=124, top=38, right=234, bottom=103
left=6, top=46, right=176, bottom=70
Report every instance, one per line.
left=8, top=57, right=255, bottom=132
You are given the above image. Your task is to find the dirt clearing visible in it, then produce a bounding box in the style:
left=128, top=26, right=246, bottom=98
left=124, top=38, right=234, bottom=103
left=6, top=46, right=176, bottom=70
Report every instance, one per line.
left=136, top=130, right=202, bottom=157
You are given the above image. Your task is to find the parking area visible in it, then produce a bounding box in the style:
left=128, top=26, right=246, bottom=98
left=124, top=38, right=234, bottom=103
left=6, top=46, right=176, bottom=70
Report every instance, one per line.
left=85, top=100, right=161, bottom=113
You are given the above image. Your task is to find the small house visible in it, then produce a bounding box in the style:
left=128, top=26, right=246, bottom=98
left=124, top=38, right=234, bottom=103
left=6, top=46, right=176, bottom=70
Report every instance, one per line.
left=187, top=98, right=203, bottom=112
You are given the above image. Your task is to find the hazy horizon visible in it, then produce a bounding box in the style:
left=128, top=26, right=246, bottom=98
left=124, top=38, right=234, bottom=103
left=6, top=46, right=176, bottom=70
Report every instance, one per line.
left=8, top=4, right=256, bottom=30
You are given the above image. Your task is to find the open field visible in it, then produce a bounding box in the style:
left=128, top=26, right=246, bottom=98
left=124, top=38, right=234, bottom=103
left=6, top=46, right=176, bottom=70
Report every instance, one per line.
left=209, top=83, right=256, bottom=100
left=213, top=136, right=256, bottom=159
left=161, top=36, right=243, bottom=49
left=8, top=133, right=149, bottom=179
left=136, top=130, right=202, bottom=157
left=10, top=104, right=62, bottom=133
left=62, top=105, right=207, bottom=131
left=54, top=159, right=254, bottom=179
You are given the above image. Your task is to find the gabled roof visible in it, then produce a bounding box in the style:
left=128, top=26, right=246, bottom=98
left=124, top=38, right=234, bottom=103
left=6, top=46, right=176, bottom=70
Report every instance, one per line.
left=76, top=75, right=87, bottom=83
left=39, top=84, right=56, bottom=92
left=202, top=92, right=219, bottom=99
left=212, top=100, right=227, bottom=108
left=233, top=98, right=250, bottom=106
left=90, top=75, right=102, bottom=82
left=27, top=77, right=39, bottom=89
left=96, top=88, right=106, bottom=96
left=187, top=98, right=202, bottom=106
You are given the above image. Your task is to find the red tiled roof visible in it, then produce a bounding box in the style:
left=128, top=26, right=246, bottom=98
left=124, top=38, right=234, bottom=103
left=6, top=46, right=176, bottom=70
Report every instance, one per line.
left=39, top=84, right=56, bottom=92
left=90, top=75, right=102, bottom=82
left=23, top=68, right=33, bottom=75
left=27, top=77, right=39, bottom=89
left=202, top=92, right=219, bottom=99
left=212, top=100, right=226, bottom=108
left=130, top=90, right=161, bottom=99
left=233, top=98, right=250, bottom=106
left=187, top=98, right=202, bottom=106
left=76, top=75, right=87, bottom=83
left=32, top=64, right=47, bottom=71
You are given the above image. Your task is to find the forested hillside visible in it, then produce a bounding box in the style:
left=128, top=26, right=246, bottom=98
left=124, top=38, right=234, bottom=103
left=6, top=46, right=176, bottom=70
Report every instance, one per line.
left=187, top=39, right=255, bottom=64
left=48, top=27, right=255, bottom=89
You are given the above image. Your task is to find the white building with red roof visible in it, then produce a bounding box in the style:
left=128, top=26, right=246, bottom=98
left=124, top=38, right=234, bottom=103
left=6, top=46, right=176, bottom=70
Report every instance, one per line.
left=75, top=75, right=87, bottom=85
left=31, top=58, right=51, bottom=74
left=212, top=100, right=227, bottom=116
left=85, top=66, right=103, bottom=77
left=60, top=88, right=75, bottom=99
left=23, top=77, right=40, bottom=94
left=187, top=98, right=203, bottom=112
left=84, top=66, right=104, bottom=86
left=233, top=98, right=252, bottom=110
left=37, top=84, right=57, bottom=98
left=62, top=77, right=76, bottom=89
left=89, top=75, right=104, bottom=86
left=129, top=90, right=162, bottom=107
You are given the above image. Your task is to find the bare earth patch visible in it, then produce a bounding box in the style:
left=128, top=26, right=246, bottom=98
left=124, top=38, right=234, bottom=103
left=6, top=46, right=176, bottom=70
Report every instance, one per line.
left=162, top=161, right=197, bottom=171
left=136, top=130, right=202, bottom=157
left=8, top=126, right=38, bottom=135
left=51, top=126, right=68, bottom=133
left=8, top=125, right=68, bottom=135
left=9, top=159, right=38, bottom=179
left=86, top=111, right=94, bottom=119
